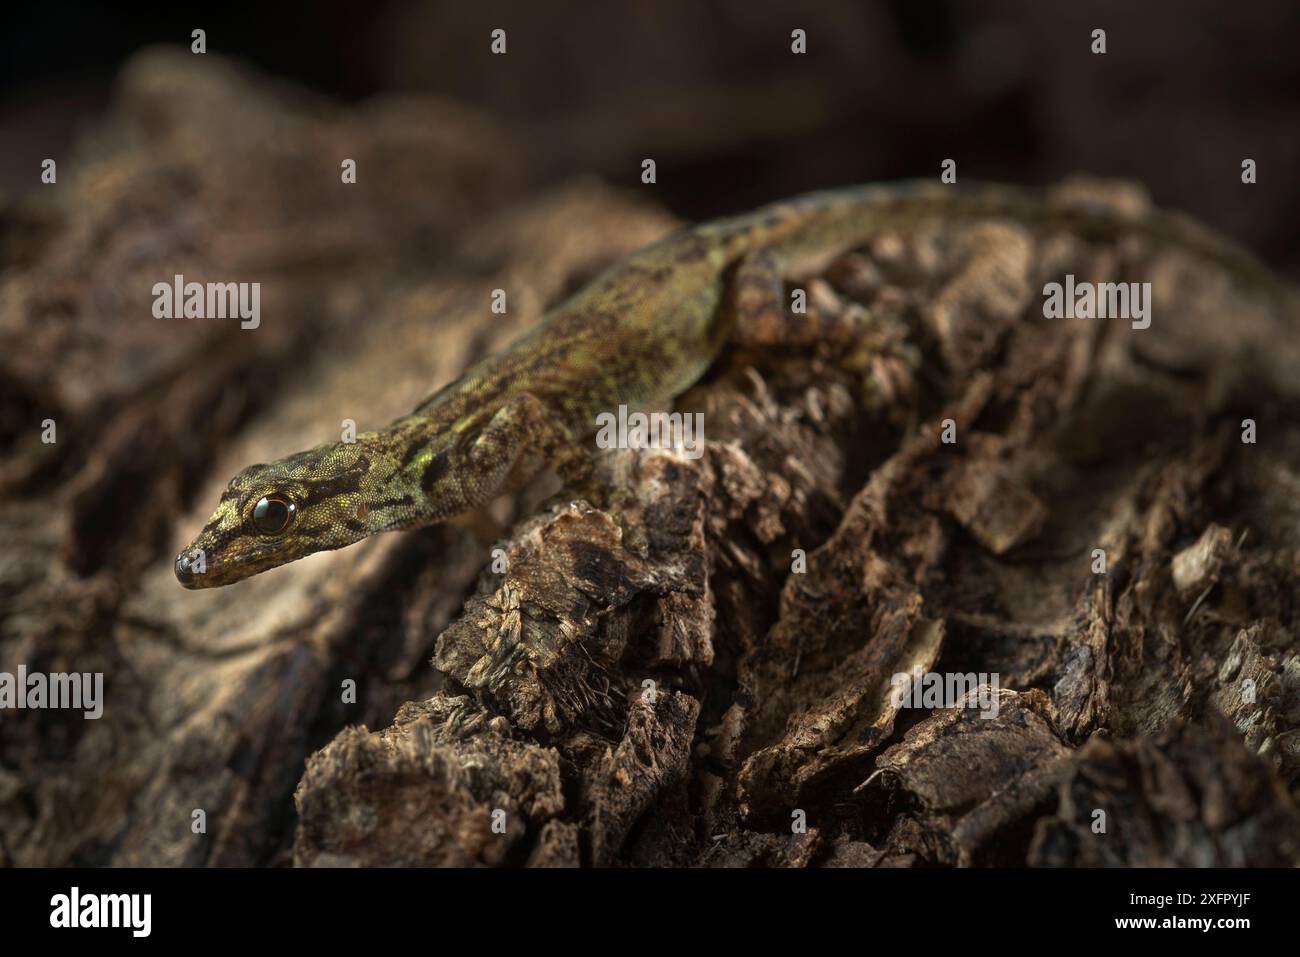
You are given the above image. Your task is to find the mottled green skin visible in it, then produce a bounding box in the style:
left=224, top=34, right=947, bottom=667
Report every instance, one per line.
left=177, top=181, right=1284, bottom=588
left=176, top=213, right=735, bottom=588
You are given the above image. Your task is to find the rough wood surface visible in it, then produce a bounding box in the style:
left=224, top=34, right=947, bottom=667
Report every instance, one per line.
left=3, top=51, right=1299, bottom=868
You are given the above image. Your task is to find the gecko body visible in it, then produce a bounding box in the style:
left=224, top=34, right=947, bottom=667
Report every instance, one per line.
left=176, top=181, right=1281, bottom=587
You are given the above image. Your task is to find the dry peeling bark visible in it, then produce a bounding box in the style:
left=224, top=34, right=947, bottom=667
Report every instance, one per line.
left=3, top=50, right=1300, bottom=868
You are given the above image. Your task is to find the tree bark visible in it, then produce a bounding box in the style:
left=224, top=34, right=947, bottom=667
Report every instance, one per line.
left=3, top=50, right=1299, bottom=868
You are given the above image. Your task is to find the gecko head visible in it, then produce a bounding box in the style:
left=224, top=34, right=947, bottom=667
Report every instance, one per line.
left=175, top=439, right=407, bottom=588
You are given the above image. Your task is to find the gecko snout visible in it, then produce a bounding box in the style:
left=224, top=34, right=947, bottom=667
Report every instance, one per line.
left=174, top=550, right=201, bottom=587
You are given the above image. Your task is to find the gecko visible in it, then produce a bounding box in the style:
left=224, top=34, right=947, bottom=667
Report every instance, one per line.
left=175, top=180, right=1288, bottom=588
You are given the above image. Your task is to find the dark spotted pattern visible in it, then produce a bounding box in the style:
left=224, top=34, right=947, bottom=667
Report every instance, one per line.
left=181, top=181, right=1286, bottom=588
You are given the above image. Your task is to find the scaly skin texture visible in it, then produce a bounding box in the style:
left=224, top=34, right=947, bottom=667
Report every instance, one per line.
left=176, top=181, right=1289, bottom=587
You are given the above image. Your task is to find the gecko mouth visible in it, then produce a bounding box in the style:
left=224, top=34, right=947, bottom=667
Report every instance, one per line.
left=174, top=548, right=275, bottom=589
left=174, top=541, right=277, bottom=588
left=174, top=546, right=253, bottom=589
left=174, top=525, right=340, bottom=587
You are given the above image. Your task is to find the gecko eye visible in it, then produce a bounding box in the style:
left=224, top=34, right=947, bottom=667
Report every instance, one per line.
left=251, top=494, right=296, bottom=535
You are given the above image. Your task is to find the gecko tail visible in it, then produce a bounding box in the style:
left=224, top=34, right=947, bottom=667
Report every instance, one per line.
left=702, top=179, right=1294, bottom=320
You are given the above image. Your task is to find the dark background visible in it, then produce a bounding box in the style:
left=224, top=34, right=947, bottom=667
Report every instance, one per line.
left=2, top=0, right=1298, bottom=264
